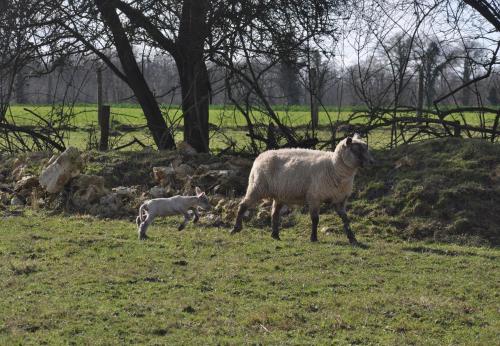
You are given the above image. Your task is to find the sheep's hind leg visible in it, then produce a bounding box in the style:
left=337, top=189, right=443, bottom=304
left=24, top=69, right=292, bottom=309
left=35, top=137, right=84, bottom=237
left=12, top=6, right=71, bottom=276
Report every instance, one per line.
left=334, top=203, right=358, bottom=245
left=138, top=215, right=154, bottom=240
left=178, top=213, right=190, bottom=231
left=271, top=200, right=282, bottom=240
left=192, top=208, right=200, bottom=223
left=309, top=206, right=320, bottom=242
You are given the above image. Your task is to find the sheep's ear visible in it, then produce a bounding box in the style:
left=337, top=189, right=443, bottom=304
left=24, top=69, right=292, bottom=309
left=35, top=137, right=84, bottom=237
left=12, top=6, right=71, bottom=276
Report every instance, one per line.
left=353, top=133, right=362, bottom=140
left=195, top=186, right=202, bottom=196
left=346, top=137, right=353, bottom=145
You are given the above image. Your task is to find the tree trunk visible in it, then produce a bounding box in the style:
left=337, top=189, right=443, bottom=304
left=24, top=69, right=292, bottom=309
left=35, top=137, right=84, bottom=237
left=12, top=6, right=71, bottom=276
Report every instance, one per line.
left=310, top=67, right=319, bottom=131
left=99, top=105, right=110, bottom=151
left=15, top=71, right=26, bottom=104
left=97, top=67, right=103, bottom=126
left=175, top=0, right=210, bottom=153
left=464, top=0, right=500, bottom=32
left=462, top=58, right=472, bottom=106
left=176, top=58, right=210, bottom=153
left=95, top=0, right=175, bottom=150
left=46, top=72, right=52, bottom=104
left=280, top=62, right=301, bottom=105
left=416, top=64, right=424, bottom=116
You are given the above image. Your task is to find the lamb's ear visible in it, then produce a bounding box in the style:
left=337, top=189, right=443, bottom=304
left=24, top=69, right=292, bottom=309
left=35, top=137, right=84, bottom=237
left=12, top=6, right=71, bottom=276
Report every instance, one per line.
left=195, top=186, right=202, bottom=196
left=353, top=133, right=362, bottom=140
left=346, top=136, right=353, bottom=145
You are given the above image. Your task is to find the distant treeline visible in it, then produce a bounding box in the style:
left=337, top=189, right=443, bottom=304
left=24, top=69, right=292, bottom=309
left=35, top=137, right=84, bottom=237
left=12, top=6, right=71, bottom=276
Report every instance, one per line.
left=12, top=54, right=500, bottom=109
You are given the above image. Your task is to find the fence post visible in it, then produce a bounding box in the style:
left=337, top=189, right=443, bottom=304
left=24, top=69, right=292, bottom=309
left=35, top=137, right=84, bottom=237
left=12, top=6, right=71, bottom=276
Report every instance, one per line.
left=491, top=110, right=500, bottom=142
left=99, top=105, right=110, bottom=151
left=453, top=121, right=461, bottom=137
left=310, top=67, right=319, bottom=131
left=97, top=67, right=103, bottom=127
left=416, top=65, right=424, bottom=116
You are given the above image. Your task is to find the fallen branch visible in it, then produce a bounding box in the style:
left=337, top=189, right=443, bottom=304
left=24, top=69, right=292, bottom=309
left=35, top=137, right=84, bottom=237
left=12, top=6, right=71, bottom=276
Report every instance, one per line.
left=113, top=136, right=147, bottom=151
left=0, top=123, right=66, bottom=151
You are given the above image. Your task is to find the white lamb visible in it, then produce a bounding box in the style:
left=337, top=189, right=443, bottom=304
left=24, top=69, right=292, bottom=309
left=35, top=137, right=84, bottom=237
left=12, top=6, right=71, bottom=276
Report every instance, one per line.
left=231, top=134, right=374, bottom=244
left=136, top=187, right=211, bottom=240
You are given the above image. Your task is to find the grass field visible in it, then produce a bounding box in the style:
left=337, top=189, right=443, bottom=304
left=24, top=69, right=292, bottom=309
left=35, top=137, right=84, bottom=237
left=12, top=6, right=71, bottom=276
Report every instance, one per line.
left=0, top=117, right=499, bottom=343
left=0, top=211, right=498, bottom=344
left=4, top=104, right=499, bottom=152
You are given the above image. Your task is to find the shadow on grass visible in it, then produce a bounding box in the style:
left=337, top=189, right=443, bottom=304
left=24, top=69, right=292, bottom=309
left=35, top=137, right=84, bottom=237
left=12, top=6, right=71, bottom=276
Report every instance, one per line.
left=331, top=240, right=370, bottom=249
left=403, top=246, right=498, bottom=260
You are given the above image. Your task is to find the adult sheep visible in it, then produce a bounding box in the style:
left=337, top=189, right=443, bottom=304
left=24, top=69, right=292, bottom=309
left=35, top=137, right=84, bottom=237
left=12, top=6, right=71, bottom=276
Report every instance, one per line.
left=231, top=134, right=374, bottom=244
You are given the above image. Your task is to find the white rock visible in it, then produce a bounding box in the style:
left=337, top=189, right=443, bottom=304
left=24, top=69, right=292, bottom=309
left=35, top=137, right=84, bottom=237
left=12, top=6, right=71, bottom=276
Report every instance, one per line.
left=99, top=193, right=122, bottom=213
left=39, top=147, right=83, bottom=193
left=175, top=164, right=194, bottom=179
left=14, top=175, right=39, bottom=192
left=207, top=169, right=234, bottom=177
left=320, top=226, right=336, bottom=235
left=70, top=174, right=107, bottom=208
left=12, top=165, right=26, bottom=181
left=153, top=166, right=175, bottom=186
left=149, top=186, right=167, bottom=198
left=112, top=186, right=137, bottom=197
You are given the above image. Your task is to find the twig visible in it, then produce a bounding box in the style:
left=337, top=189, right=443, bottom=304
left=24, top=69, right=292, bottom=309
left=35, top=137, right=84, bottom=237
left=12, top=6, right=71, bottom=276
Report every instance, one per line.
left=113, top=136, right=147, bottom=150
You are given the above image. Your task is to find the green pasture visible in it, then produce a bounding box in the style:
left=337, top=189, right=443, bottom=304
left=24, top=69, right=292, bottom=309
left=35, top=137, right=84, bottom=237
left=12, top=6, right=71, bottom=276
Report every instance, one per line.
left=6, top=104, right=354, bottom=127
left=0, top=212, right=498, bottom=344
left=3, top=104, right=499, bottom=152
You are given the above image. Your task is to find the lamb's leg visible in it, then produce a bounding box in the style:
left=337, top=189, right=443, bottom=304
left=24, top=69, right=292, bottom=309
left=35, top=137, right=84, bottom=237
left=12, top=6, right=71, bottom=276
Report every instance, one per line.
left=138, top=215, right=154, bottom=240
left=192, top=208, right=200, bottom=223
left=178, top=213, right=190, bottom=231
left=271, top=200, right=282, bottom=240
left=309, top=206, right=320, bottom=242
left=334, top=203, right=357, bottom=244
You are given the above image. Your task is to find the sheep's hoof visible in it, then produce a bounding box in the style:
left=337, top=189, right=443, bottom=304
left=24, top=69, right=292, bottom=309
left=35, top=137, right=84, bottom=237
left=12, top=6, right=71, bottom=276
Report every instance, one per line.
left=230, top=226, right=241, bottom=235
left=138, top=234, right=148, bottom=240
left=178, top=225, right=185, bottom=231
left=271, top=233, right=280, bottom=240
left=310, top=236, right=318, bottom=242
left=351, top=240, right=368, bottom=249
left=193, top=217, right=199, bottom=224
left=349, top=238, right=363, bottom=247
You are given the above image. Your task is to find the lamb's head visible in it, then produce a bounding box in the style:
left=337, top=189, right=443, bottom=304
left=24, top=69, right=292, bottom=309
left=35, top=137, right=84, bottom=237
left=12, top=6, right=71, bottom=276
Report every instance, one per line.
left=195, top=186, right=211, bottom=210
left=340, top=134, right=374, bottom=168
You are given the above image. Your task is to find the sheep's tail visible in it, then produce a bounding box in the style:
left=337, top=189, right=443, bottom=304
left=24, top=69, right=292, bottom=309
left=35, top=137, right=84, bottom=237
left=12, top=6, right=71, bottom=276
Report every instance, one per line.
left=136, top=204, right=149, bottom=226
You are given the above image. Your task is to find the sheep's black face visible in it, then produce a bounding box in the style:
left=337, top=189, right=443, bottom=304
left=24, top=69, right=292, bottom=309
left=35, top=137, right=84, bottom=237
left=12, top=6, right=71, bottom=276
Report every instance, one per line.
left=346, top=137, right=375, bottom=168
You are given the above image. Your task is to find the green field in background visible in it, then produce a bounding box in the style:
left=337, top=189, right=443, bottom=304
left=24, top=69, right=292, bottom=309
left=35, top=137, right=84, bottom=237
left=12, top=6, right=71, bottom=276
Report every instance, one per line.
left=3, top=104, right=499, bottom=152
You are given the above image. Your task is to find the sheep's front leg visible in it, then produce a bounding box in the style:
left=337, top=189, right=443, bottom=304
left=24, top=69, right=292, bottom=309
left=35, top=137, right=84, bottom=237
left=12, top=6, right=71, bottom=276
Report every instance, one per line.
left=271, top=200, right=282, bottom=240
left=178, top=213, right=190, bottom=231
left=309, top=206, right=320, bottom=242
left=231, top=202, right=249, bottom=234
left=334, top=202, right=357, bottom=244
